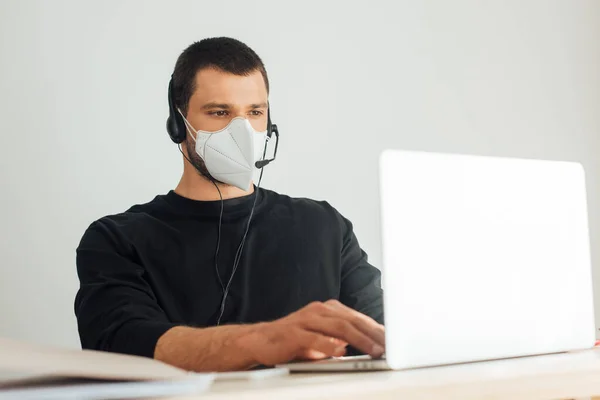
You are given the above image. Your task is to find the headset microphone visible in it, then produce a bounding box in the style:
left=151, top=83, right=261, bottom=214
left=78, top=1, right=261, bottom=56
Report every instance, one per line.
left=255, top=160, right=269, bottom=169
left=255, top=123, right=279, bottom=169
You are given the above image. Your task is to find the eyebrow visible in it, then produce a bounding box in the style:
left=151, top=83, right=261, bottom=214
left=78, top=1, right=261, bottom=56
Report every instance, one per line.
left=201, top=102, right=268, bottom=110
left=249, top=102, right=268, bottom=109
left=202, top=102, right=231, bottom=110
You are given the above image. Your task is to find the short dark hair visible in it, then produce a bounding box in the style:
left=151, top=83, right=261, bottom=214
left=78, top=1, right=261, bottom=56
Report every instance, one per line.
left=172, top=37, right=269, bottom=114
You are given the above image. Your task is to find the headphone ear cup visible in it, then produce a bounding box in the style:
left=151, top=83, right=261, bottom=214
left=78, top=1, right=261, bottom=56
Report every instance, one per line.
left=166, top=113, right=186, bottom=144
left=166, top=77, right=187, bottom=144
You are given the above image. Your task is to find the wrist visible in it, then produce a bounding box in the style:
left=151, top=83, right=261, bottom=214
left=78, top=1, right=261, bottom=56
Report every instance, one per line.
left=232, top=322, right=270, bottom=368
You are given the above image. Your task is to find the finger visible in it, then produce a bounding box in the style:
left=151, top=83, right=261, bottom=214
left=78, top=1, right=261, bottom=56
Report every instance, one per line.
left=322, top=300, right=386, bottom=346
left=302, top=315, right=384, bottom=358
left=297, top=349, right=338, bottom=361
left=295, top=330, right=348, bottom=359
left=330, top=337, right=348, bottom=347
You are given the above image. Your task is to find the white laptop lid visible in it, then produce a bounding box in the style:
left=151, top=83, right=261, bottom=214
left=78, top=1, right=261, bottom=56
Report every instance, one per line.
left=379, top=149, right=595, bottom=370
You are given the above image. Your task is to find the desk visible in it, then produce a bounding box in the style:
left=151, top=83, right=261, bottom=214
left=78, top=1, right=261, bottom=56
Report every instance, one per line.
left=174, top=350, right=600, bottom=400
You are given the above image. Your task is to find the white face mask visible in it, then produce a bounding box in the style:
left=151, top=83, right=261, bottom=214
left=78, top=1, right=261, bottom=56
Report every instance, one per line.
left=179, top=110, right=269, bottom=191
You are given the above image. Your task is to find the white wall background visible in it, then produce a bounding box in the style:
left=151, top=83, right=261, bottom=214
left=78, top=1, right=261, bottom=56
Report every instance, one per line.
left=0, top=0, right=599, bottom=349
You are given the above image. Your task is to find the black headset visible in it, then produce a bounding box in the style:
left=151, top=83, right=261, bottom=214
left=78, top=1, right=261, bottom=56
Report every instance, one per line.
left=166, top=75, right=279, bottom=168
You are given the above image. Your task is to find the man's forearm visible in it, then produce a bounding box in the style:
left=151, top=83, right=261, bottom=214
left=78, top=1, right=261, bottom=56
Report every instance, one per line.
left=154, top=324, right=263, bottom=372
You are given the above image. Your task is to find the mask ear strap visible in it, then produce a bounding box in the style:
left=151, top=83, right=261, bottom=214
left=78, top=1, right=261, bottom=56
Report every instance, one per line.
left=177, top=108, right=197, bottom=141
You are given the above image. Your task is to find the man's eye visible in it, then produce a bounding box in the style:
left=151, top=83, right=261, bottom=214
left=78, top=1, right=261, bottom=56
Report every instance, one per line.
left=210, top=111, right=228, bottom=117
left=250, top=110, right=264, bottom=116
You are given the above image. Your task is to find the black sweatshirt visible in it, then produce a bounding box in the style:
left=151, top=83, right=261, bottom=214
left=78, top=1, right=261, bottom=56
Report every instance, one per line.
left=74, top=187, right=384, bottom=358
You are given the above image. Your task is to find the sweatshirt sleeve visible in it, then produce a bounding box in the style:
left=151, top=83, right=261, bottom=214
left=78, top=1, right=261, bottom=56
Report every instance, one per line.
left=335, top=211, right=384, bottom=325
left=74, top=219, right=176, bottom=358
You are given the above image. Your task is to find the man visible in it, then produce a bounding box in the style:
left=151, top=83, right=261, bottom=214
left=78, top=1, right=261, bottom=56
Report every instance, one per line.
left=75, top=37, right=384, bottom=372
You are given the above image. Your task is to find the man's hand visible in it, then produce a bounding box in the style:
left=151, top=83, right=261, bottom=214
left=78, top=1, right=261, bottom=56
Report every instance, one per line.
left=155, top=299, right=385, bottom=372
left=237, top=299, right=385, bottom=366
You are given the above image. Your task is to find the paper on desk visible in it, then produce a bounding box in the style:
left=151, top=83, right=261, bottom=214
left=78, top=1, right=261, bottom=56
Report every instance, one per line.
left=0, top=337, right=214, bottom=399
left=0, top=375, right=214, bottom=400
left=0, top=336, right=192, bottom=382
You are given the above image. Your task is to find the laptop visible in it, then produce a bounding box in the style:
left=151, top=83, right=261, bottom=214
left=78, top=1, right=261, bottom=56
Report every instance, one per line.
left=281, top=149, right=596, bottom=372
